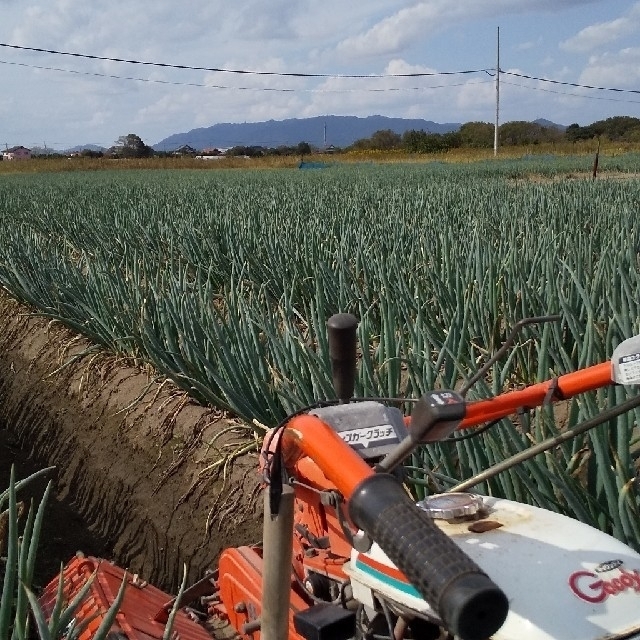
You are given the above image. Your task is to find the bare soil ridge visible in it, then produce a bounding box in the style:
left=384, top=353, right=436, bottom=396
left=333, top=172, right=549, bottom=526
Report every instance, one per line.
left=0, top=290, right=261, bottom=591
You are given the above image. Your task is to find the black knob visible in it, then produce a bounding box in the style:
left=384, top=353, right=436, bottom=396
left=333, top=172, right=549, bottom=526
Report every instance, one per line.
left=327, top=314, right=358, bottom=402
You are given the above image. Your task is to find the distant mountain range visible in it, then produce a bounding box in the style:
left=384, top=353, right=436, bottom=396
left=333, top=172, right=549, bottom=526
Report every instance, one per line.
left=54, top=116, right=566, bottom=154
left=152, top=115, right=462, bottom=151
left=32, top=143, right=107, bottom=155
left=533, top=118, right=566, bottom=131
left=66, top=144, right=107, bottom=153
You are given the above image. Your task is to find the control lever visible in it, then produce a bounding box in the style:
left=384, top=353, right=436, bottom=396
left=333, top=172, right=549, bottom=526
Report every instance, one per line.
left=411, top=390, right=466, bottom=442
left=327, top=313, right=358, bottom=403
left=376, top=391, right=465, bottom=472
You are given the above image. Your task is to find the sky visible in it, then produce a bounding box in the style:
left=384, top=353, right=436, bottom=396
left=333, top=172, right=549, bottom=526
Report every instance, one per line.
left=0, top=0, right=639, bottom=150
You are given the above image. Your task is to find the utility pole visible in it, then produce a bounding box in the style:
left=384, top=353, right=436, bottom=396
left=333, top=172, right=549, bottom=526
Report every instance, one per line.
left=494, top=26, right=500, bottom=157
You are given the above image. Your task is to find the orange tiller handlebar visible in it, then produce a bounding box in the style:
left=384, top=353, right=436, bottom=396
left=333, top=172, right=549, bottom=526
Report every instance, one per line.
left=461, top=361, right=612, bottom=427
left=278, top=360, right=614, bottom=496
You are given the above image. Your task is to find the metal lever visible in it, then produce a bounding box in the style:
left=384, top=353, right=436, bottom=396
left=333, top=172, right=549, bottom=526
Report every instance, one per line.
left=376, top=390, right=465, bottom=473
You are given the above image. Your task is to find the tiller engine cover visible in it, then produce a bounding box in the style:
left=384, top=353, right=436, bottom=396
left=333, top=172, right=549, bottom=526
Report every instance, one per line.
left=346, top=496, right=640, bottom=640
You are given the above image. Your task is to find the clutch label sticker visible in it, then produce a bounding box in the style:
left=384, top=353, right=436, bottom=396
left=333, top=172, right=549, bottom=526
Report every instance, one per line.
left=618, top=352, right=640, bottom=384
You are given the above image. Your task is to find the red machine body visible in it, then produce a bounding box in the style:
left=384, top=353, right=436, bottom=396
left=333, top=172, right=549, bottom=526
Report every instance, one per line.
left=38, top=555, right=213, bottom=640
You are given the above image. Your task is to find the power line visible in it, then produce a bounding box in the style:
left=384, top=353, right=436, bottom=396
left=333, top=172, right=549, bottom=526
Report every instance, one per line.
left=3, top=57, right=636, bottom=108
left=0, top=42, right=490, bottom=79
left=3, top=41, right=639, bottom=97
left=1, top=41, right=638, bottom=103
left=501, top=80, right=640, bottom=105
left=0, top=59, right=494, bottom=93
left=9, top=54, right=637, bottom=106
left=502, top=70, right=640, bottom=95
left=3, top=41, right=638, bottom=97
left=0, top=60, right=293, bottom=92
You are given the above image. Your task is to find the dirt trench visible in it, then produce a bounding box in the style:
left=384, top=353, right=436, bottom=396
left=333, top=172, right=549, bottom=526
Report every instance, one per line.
left=0, top=290, right=262, bottom=592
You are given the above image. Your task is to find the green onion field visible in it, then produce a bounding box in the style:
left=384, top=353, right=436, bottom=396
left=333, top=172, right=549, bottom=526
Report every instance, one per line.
left=1, top=155, right=639, bottom=547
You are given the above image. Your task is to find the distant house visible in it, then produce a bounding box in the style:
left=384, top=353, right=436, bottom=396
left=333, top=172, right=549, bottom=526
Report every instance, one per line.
left=196, top=147, right=225, bottom=160
left=3, top=146, right=31, bottom=161
left=172, top=145, right=197, bottom=156
left=201, top=147, right=224, bottom=156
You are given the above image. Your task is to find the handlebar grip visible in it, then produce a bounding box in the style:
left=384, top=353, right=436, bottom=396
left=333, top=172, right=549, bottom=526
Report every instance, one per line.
left=327, top=313, right=358, bottom=402
left=349, top=474, right=508, bottom=640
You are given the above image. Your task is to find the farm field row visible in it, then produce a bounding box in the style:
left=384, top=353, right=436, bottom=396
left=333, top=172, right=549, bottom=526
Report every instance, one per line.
left=0, top=139, right=638, bottom=175
left=0, top=156, right=639, bottom=546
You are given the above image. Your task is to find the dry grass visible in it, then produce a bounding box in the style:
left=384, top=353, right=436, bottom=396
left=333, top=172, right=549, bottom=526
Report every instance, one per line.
left=0, top=154, right=301, bottom=174
left=1, top=139, right=639, bottom=175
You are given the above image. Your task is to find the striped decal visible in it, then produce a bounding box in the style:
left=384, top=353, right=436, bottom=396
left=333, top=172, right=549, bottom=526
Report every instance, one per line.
left=354, top=554, right=422, bottom=599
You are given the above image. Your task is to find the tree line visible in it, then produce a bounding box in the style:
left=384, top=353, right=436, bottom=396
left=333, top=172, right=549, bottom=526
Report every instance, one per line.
left=44, top=116, right=640, bottom=160
left=348, top=116, right=640, bottom=154
left=219, top=116, right=640, bottom=156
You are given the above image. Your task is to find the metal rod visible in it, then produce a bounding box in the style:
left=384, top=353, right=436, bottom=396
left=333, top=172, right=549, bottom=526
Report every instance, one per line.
left=261, top=483, right=295, bottom=640
left=376, top=436, right=416, bottom=473
left=494, top=26, right=500, bottom=157
left=460, top=315, right=561, bottom=397
left=450, top=393, right=640, bottom=493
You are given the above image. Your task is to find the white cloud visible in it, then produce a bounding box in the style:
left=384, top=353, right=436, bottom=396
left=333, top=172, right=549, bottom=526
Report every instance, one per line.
left=516, top=41, right=537, bottom=51
left=336, top=3, right=450, bottom=58
left=456, top=79, right=495, bottom=113
left=335, top=0, right=597, bottom=58
left=0, top=0, right=634, bottom=148
left=233, top=0, right=295, bottom=40
left=554, top=65, right=573, bottom=79
left=87, top=110, right=111, bottom=128
left=298, top=58, right=498, bottom=123
left=578, top=47, right=640, bottom=88
left=561, top=17, right=633, bottom=53
left=560, top=2, right=640, bottom=53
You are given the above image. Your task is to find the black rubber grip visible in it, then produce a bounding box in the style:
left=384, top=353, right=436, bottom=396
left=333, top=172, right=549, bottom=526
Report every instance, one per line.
left=327, top=313, right=358, bottom=402
left=349, top=474, right=508, bottom=640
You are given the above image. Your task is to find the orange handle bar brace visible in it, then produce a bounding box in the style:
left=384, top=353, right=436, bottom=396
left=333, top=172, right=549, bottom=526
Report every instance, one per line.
left=460, top=361, right=613, bottom=428
left=280, top=414, right=374, bottom=499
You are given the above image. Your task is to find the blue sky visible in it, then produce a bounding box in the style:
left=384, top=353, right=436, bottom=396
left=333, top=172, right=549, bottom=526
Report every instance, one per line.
left=0, top=0, right=638, bottom=149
